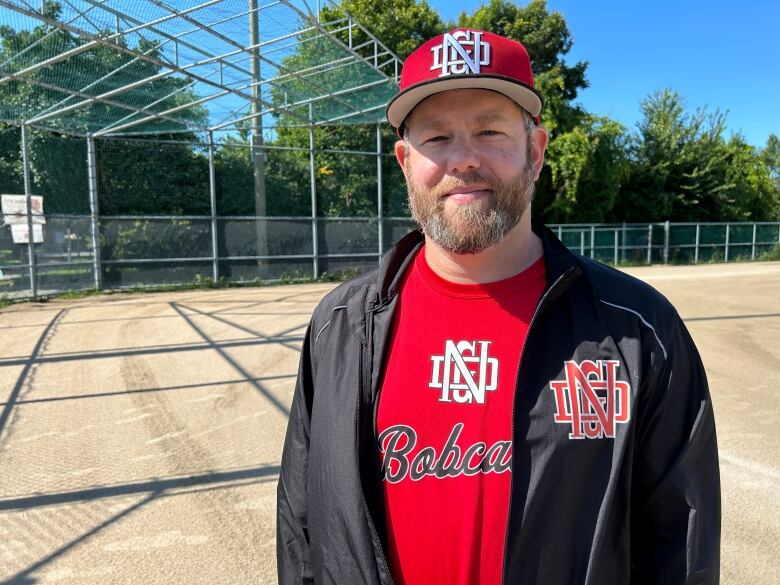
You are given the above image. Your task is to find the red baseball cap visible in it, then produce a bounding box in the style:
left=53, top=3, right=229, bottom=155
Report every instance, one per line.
left=386, top=28, right=543, bottom=129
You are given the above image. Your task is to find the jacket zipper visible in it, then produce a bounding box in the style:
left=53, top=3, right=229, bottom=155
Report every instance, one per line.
left=359, top=300, right=395, bottom=584
left=501, top=267, right=579, bottom=585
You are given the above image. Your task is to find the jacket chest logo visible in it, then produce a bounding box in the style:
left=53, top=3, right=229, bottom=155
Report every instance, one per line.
left=550, top=360, right=631, bottom=439
left=429, top=340, right=498, bottom=404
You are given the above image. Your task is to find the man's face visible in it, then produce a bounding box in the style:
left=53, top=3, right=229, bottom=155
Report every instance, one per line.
left=395, top=88, right=547, bottom=254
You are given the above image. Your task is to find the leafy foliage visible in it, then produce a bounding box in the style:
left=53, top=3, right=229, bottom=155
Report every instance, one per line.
left=1, top=0, right=777, bottom=224
left=616, top=90, right=780, bottom=221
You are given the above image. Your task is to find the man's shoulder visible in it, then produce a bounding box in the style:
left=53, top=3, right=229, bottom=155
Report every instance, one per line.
left=310, top=267, right=377, bottom=325
left=575, top=255, right=681, bottom=340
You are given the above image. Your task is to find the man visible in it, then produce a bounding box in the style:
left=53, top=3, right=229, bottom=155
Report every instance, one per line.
left=277, top=29, right=720, bottom=585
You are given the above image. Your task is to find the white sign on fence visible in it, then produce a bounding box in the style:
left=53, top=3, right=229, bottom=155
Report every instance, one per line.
left=11, top=224, right=44, bottom=244
left=1, top=194, right=46, bottom=226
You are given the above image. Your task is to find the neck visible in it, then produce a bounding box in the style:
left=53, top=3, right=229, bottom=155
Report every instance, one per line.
left=423, top=209, right=543, bottom=284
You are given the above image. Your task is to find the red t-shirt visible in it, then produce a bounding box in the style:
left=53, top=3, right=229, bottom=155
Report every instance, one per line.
left=377, top=246, right=546, bottom=585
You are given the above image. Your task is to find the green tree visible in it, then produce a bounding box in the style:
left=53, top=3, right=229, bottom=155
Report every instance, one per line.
left=761, top=133, right=780, bottom=193
left=616, top=89, right=779, bottom=221
left=333, top=0, right=447, bottom=58
left=538, top=116, right=629, bottom=222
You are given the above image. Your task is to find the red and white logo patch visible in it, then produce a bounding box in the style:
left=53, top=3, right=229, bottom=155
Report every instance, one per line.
left=550, top=360, right=631, bottom=439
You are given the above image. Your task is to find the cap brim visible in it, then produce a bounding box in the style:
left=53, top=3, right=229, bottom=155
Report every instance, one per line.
left=386, top=74, right=543, bottom=128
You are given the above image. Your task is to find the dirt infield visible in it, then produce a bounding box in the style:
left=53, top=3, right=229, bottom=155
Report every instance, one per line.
left=1, top=262, right=778, bottom=584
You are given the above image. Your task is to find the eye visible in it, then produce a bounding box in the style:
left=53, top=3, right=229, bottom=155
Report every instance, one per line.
left=424, top=135, right=448, bottom=144
left=479, top=129, right=502, bottom=137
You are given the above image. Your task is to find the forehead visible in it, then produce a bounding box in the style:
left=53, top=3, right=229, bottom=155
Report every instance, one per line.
left=405, top=88, right=524, bottom=131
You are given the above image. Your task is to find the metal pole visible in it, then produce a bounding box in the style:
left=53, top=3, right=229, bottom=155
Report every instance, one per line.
left=590, top=225, right=595, bottom=259
left=621, top=222, right=626, bottom=263
left=646, top=224, right=652, bottom=265
left=613, top=229, right=618, bottom=266
left=86, top=134, right=102, bottom=291
left=557, top=225, right=562, bottom=240
left=663, top=220, right=670, bottom=264
left=725, top=224, right=730, bottom=262
left=21, top=124, right=38, bottom=299
left=376, top=122, right=384, bottom=259
left=310, top=103, right=319, bottom=279
left=249, top=0, right=267, bottom=270
left=694, top=223, right=700, bottom=264
left=751, top=222, right=757, bottom=261
left=580, top=230, right=585, bottom=255
left=208, top=131, right=219, bottom=282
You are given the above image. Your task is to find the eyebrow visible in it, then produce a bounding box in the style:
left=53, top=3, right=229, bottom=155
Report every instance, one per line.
left=414, top=110, right=512, bottom=134
left=474, top=111, right=510, bottom=125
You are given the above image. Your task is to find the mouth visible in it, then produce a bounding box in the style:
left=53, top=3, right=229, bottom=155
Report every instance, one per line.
left=443, top=186, right=492, bottom=204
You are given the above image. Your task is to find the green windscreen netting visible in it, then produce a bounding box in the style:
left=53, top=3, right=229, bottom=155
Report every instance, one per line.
left=0, top=0, right=401, bottom=136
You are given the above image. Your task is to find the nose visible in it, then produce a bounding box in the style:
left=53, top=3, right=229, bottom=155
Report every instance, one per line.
left=447, top=136, right=481, bottom=174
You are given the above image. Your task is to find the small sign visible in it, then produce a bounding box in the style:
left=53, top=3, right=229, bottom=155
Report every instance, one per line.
left=1, top=194, right=45, bottom=225
left=11, top=224, right=44, bottom=244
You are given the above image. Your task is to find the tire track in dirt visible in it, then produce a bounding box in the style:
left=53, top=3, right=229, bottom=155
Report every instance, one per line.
left=117, top=311, right=263, bottom=579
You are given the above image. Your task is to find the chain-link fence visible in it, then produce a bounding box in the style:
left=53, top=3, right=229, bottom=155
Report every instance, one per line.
left=2, top=125, right=780, bottom=300
left=2, top=214, right=780, bottom=300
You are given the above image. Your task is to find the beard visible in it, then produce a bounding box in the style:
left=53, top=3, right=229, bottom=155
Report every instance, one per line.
left=404, top=159, right=537, bottom=255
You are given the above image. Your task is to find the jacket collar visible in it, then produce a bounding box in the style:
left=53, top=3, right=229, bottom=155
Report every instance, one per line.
left=374, top=220, right=581, bottom=305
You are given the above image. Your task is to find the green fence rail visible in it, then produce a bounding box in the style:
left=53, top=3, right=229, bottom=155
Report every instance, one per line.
left=1, top=217, right=779, bottom=301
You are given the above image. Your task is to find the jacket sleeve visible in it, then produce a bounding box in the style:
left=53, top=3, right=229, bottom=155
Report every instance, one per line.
left=277, top=321, right=316, bottom=585
left=631, top=313, right=721, bottom=584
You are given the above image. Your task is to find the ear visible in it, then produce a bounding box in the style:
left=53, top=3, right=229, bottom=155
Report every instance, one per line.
left=394, top=139, right=407, bottom=171
left=530, top=125, right=549, bottom=181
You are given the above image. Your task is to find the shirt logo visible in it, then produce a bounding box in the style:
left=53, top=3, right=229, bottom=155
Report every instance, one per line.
left=550, top=360, right=631, bottom=439
left=430, top=30, right=491, bottom=77
left=429, top=340, right=498, bottom=404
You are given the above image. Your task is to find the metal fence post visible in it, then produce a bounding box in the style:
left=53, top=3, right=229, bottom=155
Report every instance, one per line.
left=613, top=229, right=618, bottom=266
left=208, top=131, right=219, bottom=282
left=21, top=124, right=38, bottom=299
left=580, top=230, right=585, bottom=255
left=725, top=223, right=730, bottom=262
left=621, top=222, right=626, bottom=263
left=557, top=225, right=562, bottom=240
left=309, top=104, right=319, bottom=279
left=751, top=222, right=757, bottom=261
left=646, top=224, right=653, bottom=265
left=663, top=220, right=670, bottom=264
left=376, top=122, right=383, bottom=260
left=694, top=223, right=700, bottom=264
left=590, top=225, right=595, bottom=258
left=86, top=134, right=102, bottom=291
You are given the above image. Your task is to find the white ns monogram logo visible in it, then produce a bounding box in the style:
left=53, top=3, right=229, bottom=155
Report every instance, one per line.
left=429, top=340, right=499, bottom=404
left=430, top=30, right=491, bottom=77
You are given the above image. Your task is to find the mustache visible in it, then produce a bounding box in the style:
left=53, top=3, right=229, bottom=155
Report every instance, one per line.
left=426, top=172, right=500, bottom=198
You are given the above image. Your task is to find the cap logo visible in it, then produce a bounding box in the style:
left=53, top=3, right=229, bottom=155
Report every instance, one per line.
left=430, top=30, right=491, bottom=78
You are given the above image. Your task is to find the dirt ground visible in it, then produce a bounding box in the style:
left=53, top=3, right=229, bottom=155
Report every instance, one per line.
left=0, top=261, right=778, bottom=584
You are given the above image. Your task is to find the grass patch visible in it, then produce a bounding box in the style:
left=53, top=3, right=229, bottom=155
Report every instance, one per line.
left=758, top=245, right=780, bottom=261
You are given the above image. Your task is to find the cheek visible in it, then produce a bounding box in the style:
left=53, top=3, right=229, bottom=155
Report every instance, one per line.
left=407, top=155, right=444, bottom=187
left=487, top=147, right=527, bottom=177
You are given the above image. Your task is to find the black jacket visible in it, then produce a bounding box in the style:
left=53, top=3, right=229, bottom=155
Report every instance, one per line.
left=277, top=224, right=720, bottom=585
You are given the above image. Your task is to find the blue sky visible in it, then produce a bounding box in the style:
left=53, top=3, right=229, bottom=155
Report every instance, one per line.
left=426, top=0, right=779, bottom=148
